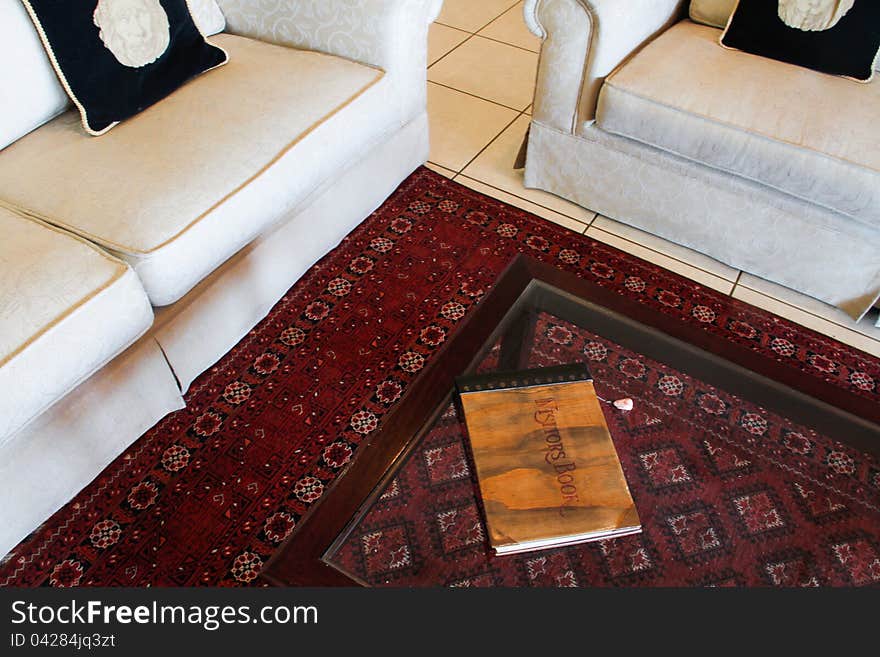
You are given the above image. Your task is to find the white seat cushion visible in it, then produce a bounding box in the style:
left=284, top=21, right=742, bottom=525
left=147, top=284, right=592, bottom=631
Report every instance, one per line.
left=0, top=34, right=393, bottom=306
left=0, top=208, right=153, bottom=444
left=595, top=20, right=880, bottom=227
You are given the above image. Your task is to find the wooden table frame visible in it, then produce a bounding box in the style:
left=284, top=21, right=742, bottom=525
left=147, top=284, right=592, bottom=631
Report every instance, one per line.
left=262, top=255, right=880, bottom=586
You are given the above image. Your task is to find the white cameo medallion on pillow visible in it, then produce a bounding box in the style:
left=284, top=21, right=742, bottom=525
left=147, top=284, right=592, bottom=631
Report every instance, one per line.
left=93, top=0, right=171, bottom=68
left=777, top=0, right=855, bottom=32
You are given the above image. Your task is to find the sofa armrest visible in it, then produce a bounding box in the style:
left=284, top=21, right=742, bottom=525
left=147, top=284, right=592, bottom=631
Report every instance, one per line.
left=215, top=0, right=441, bottom=124
left=525, top=0, right=685, bottom=132
left=215, top=0, right=442, bottom=73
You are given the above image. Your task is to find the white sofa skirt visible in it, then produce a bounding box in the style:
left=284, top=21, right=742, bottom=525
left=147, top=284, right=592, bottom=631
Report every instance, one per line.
left=525, top=120, right=880, bottom=322
left=0, top=113, right=429, bottom=560
left=0, top=337, right=184, bottom=564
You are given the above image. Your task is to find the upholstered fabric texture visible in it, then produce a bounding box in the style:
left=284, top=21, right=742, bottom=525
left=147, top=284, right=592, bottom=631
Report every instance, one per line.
left=0, top=336, right=184, bottom=559
left=0, top=114, right=427, bottom=558
left=0, top=34, right=397, bottom=305
left=216, top=0, right=442, bottom=127
left=689, top=0, right=736, bottom=28
left=153, top=112, right=429, bottom=392
left=0, top=2, right=69, bottom=150
left=524, top=0, right=686, bottom=130
left=189, top=0, right=226, bottom=35
left=524, top=0, right=592, bottom=132
left=525, top=121, right=880, bottom=320
left=217, top=0, right=442, bottom=68
left=0, top=208, right=153, bottom=444
left=597, top=21, right=880, bottom=226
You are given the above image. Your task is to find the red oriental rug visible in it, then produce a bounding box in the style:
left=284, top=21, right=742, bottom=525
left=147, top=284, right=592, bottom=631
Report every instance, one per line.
left=2, top=168, right=878, bottom=587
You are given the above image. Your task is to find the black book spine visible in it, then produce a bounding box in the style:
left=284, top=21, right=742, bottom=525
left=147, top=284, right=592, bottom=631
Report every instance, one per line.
left=455, top=363, right=592, bottom=394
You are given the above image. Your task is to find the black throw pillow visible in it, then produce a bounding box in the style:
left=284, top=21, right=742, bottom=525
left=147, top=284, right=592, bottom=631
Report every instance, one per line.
left=22, top=0, right=228, bottom=135
left=721, top=0, right=880, bottom=82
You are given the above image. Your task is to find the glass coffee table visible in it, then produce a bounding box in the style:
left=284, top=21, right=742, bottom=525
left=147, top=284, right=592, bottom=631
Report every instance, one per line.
left=263, top=255, right=880, bottom=586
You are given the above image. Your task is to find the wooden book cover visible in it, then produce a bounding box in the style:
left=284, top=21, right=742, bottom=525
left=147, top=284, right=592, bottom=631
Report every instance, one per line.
left=456, top=364, right=640, bottom=555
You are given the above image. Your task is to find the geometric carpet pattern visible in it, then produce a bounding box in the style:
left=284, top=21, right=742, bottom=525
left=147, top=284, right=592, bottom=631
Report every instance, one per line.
left=2, top=168, right=877, bottom=586
left=330, top=314, right=880, bottom=586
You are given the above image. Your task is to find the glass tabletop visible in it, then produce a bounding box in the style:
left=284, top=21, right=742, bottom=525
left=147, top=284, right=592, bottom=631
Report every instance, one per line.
left=322, top=291, right=880, bottom=586
left=263, top=256, right=880, bottom=587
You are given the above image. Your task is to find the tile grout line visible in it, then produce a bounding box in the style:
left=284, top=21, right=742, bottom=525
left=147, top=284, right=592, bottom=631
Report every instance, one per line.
left=432, top=20, right=474, bottom=32
left=466, top=1, right=523, bottom=35
left=432, top=1, right=528, bottom=59
left=427, top=80, right=528, bottom=114
left=426, top=162, right=457, bottom=178
left=432, top=2, right=519, bottom=39
left=733, top=283, right=880, bottom=344
left=428, top=30, right=476, bottom=69
left=730, top=271, right=743, bottom=296
left=455, top=173, right=598, bottom=231
left=588, top=228, right=877, bottom=342
left=586, top=226, right=736, bottom=287
left=448, top=173, right=879, bottom=347
left=446, top=169, right=878, bottom=344
left=456, top=109, right=530, bottom=175
left=471, top=33, right=540, bottom=55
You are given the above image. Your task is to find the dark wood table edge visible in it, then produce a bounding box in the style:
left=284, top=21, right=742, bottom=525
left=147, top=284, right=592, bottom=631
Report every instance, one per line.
left=262, top=254, right=880, bottom=586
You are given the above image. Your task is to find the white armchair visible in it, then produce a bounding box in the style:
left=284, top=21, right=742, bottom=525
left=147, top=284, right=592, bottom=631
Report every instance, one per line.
left=524, top=0, right=683, bottom=132
left=523, top=0, right=880, bottom=322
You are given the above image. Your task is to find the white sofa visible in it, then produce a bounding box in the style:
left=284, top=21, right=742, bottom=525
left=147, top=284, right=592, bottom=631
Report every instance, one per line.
left=522, top=0, right=880, bottom=323
left=0, top=0, right=442, bottom=557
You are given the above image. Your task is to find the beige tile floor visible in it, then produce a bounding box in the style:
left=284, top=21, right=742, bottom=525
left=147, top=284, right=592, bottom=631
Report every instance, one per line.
left=427, top=0, right=880, bottom=356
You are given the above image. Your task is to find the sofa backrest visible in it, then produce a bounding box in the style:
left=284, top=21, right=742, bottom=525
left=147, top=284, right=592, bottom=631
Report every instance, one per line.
left=189, top=0, right=227, bottom=37
left=689, top=0, right=735, bottom=29
left=0, top=2, right=70, bottom=151
left=0, top=1, right=226, bottom=152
